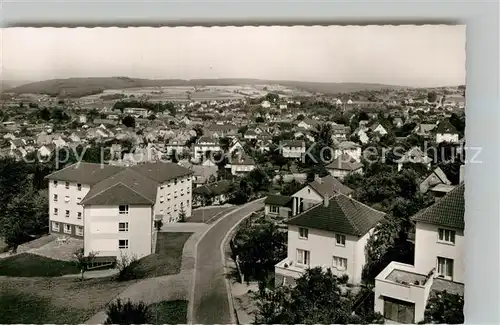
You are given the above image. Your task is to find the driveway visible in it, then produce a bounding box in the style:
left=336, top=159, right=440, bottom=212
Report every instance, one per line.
left=191, top=198, right=265, bottom=324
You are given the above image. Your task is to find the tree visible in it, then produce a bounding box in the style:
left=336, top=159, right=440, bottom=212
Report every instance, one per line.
left=73, top=248, right=98, bottom=281
left=427, top=91, right=438, bottom=103
left=296, top=114, right=305, bottom=121
left=422, top=291, right=464, bottom=324
left=0, top=184, right=49, bottom=252
left=39, top=108, right=51, bottom=121
left=256, top=116, right=265, bottom=123
left=148, top=114, right=156, bottom=120
left=280, top=179, right=304, bottom=196
left=122, top=115, right=136, bottom=128
left=231, top=219, right=287, bottom=281
left=104, top=299, right=151, bottom=324
left=178, top=205, right=187, bottom=222
left=154, top=219, right=163, bottom=231
left=254, top=267, right=383, bottom=324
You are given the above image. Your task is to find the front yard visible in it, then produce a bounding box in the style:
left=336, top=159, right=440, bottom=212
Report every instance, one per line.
left=0, top=253, right=80, bottom=277
left=0, top=277, right=132, bottom=324
left=136, top=232, right=193, bottom=278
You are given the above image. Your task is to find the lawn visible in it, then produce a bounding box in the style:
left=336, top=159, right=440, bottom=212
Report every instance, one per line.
left=136, top=232, right=193, bottom=278
left=0, top=277, right=132, bottom=324
left=149, top=300, right=188, bottom=324
left=0, top=253, right=80, bottom=277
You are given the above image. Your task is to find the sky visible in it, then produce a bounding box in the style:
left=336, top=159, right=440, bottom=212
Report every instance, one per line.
left=1, top=25, right=466, bottom=87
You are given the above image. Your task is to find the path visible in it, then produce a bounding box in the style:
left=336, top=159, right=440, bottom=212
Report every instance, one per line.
left=190, top=198, right=265, bottom=324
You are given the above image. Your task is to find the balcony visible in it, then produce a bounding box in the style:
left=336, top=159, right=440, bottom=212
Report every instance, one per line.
left=374, top=262, right=436, bottom=323
left=275, top=258, right=307, bottom=280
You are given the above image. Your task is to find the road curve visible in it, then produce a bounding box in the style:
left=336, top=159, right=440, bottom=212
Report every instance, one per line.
left=191, top=199, right=264, bottom=324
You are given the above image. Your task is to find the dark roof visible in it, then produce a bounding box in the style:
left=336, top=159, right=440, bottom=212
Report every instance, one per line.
left=231, top=154, right=255, bottom=166
left=81, top=168, right=158, bottom=205
left=192, top=180, right=232, bottom=196
left=44, top=162, right=125, bottom=185
left=435, top=119, right=459, bottom=134
left=286, top=194, right=385, bottom=236
left=326, top=154, right=363, bottom=171
left=264, top=195, right=292, bottom=207
left=309, top=174, right=354, bottom=196
left=411, top=183, right=464, bottom=230
left=130, top=162, right=193, bottom=183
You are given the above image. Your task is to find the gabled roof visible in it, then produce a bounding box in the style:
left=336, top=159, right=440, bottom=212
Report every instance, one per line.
left=81, top=168, right=158, bottom=205
left=44, top=162, right=125, bottom=185
left=286, top=194, right=385, bottom=236
left=412, top=183, right=464, bottom=230
left=326, top=154, right=363, bottom=171
left=435, top=119, right=459, bottom=135
left=192, top=180, right=232, bottom=196
left=264, top=195, right=292, bottom=207
left=308, top=174, right=354, bottom=197
left=231, top=154, right=255, bottom=166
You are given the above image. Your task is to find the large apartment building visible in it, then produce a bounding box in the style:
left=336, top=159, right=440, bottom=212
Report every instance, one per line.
left=374, top=183, right=465, bottom=323
left=45, top=161, right=193, bottom=260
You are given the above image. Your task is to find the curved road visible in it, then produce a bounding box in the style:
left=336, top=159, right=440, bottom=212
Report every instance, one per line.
left=191, top=199, right=264, bottom=324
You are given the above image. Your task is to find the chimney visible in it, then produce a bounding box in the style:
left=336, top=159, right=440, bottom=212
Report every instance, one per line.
left=315, top=174, right=322, bottom=184
left=459, top=164, right=465, bottom=184
left=324, top=193, right=329, bottom=207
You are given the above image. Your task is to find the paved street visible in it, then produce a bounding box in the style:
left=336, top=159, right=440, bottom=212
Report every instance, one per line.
left=191, top=198, right=265, bottom=324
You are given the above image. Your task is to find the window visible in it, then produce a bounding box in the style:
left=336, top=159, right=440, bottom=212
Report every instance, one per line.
left=181, top=179, right=185, bottom=183
left=174, top=191, right=178, bottom=198
left=64, top=196, right=70, bottom=203
left=160, top=186, right=164, bottom=190
left=298, top=227, right=308, bottom=239
left=437, top=257, right=454, bottom=279
left=52, top=222, right=60, bottom=232
left=77, top=183, right=82, bottom=191
left=119, top=222, right=129, bottom=232
left=53, top=180, right=58, bottom=186
left=438, top=228, right=456, bottom=244
left=65, top=210, right=70, bottom=217
left=333, top=256, right=348, bottom=270
left=64, top=224, right=71, bottom=234
left=270, top=205, right=280, bottom=214
left=77, top=212, right=82, bottom=219
left=76, top=226, right=83, bottom=236
left=297, top=249, right=310, bottom=266
left=65, top=181, right=70, bottom=189
left=77, top=197, right=81, bottom=203
left=54, top=208, right=58, bottom=215
left=53, top=194, right=58, bottom=202
left=160, top=196, right=164, bottom=203
left=336, top=234, right=346, bottom=246
left=174, top=178, right=178, bottom=185
left=119, top=205, right=129, bottom=215
left=119, top=239, right=129, bottom=249
left=187, top=188, right=191, bottom=194
left=187, top=200, right=190, bottom=206
left=181, top=189, right=184, bottom=196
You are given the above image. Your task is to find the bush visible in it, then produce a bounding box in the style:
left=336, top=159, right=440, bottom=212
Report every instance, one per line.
left=116, top=253, right=144, bottom=281
left=104, top=299, right=151, bottom=324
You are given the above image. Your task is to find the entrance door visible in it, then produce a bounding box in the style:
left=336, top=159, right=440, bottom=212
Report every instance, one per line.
left=383, top=296, right=415, bottom=323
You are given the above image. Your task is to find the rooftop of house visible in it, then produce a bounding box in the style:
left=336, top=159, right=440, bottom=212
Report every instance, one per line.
left=192, top=179, right=232, bottom=196
left=326, top=154, right=363, bottom=171
left=44, top=162, right=126, bottom=185
left=264, top=194, right=293, bottom=207
left=308, top=174, right=354, bottom=197
left=412, top=183, right=464, bottom=230
left=286, top=193, right=385, bottom=237
left=435, top=119, right=459, bottom=134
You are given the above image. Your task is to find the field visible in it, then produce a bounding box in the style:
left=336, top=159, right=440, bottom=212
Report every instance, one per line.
left=4, top=77, right=405, bottom=98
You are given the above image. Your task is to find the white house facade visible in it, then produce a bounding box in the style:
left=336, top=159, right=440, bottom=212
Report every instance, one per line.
left=374, top=183, right=465, bottom=323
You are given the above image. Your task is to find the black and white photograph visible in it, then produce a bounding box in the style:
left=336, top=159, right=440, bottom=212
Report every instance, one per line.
left=0, top=25, right=466, bottom=324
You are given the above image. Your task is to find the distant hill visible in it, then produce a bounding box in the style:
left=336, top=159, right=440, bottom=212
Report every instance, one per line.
left=0, top=80, right=33, bottom=92
left=4, top=77, right=407, bottom=98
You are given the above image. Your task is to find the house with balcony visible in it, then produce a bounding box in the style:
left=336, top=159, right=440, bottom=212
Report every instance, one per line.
left=290, top=174, right=354, bottom=216
left=275, top=193, right=385, bottom=286
left=45, top=161, right=193, bottom=261
left=193, top=136, right=222, bottom=161
left=280, top=140, right=306, bottom=159
left=326, top=153, right=364, bottom=180
left=374, top=183, right=464, bottom=323
left=435, top=119, right=460, bottom=144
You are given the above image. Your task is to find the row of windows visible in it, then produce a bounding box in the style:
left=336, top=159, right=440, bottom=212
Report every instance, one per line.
left=296, top=249, right=348, bottom=271
left=158, top=201, right=189, bottom=214
left=298, top=227, right=346, bottom=247
left=159, top=177, right=191, bottom=189
left=53, top=180, right=83, bottom=191
left=159, top=190, right=191, bottom=203
left=51, top=222, right=83, bottom=236
left=54, top=208, right=82, bottom=219
left=53, top=195, right=82, bottom=204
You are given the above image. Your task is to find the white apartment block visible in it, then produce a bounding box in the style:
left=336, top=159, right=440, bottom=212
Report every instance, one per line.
left=275, top=193, right=385, bottom=286
left=193, top=136, right=222, bottom=161
left=45, top=162, right=193, bottom=261
left=280, top=140, right=306, bottom=159
left=374, top=183, right=465, bottom=323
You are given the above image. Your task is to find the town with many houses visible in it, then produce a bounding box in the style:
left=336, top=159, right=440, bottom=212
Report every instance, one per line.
left=0, top=82, right=465, bottom=324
